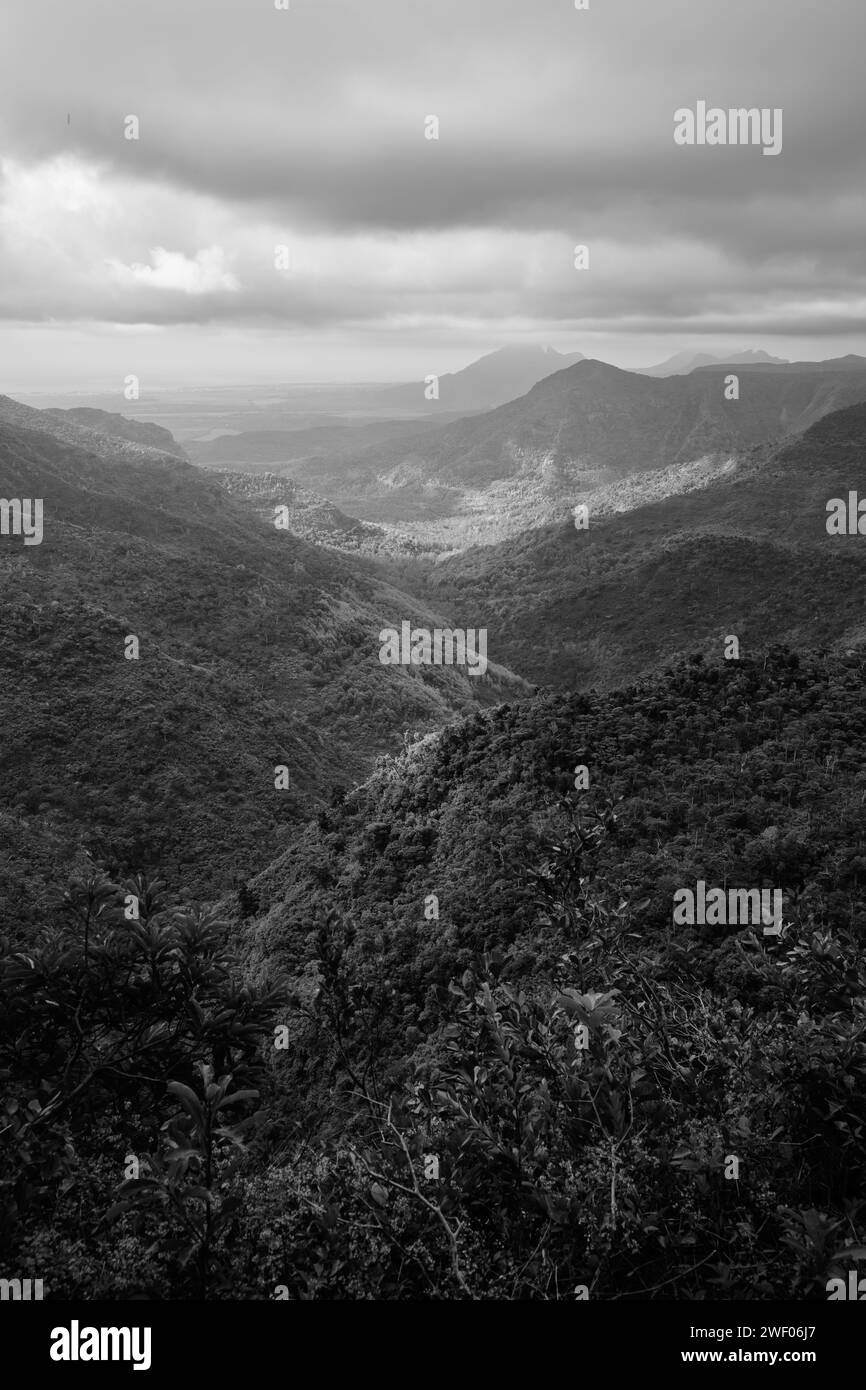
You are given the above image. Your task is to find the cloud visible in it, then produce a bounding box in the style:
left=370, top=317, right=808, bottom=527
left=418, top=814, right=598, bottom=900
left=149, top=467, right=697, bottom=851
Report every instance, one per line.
left=2, top=151, right=866, bottom=349
left=107, top=246, right=240, bottom=295
left=0, top=0, right=864, bottom=373
left=2, top=0, right=864, bottom=234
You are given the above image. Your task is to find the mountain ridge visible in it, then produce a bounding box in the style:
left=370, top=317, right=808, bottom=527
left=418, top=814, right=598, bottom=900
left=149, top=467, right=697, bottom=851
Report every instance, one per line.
left=0, top=394, right=188, bottom=466
left=639, top=348, right=789, bottom=376
left=372, top=343, right=585, bottom=414
left=273, top=357, right=866, bottom=548
left=413, top=399, right=866, bottom=689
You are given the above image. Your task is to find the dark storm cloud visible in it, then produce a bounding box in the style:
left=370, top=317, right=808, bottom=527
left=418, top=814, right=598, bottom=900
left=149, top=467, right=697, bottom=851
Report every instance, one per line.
left=0, top=0, right=864, bottom=341
left=3, top=0, right=865, bottom=237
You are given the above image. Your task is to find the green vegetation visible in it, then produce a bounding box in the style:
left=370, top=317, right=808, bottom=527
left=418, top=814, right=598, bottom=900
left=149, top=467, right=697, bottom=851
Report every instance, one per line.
left=0, top=419, right=526, bottom=931
left=4, top=651, right=865, bottom=1298
left=411, top=403, right=866, bottom=688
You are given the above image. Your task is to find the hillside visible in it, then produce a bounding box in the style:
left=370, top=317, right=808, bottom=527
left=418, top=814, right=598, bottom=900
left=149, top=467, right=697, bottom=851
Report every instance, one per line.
left=187, top=416, right=447, bottom=469
left=412, top=401, right=866, bottom=689
left=245, top=647, right=866, bottom=1024
left=0, top=406, right=529, bottom=930
left=278, top=358, right=866, bottom=549
left=212, top=471, right=443, bottom=558
left=0, top=394, right=187, bottom=465
left=43, top=406, right=188, bottom=459
left=8, top=652, right=862, bottom=1298
left=232, top=650, right=865, bottom=1299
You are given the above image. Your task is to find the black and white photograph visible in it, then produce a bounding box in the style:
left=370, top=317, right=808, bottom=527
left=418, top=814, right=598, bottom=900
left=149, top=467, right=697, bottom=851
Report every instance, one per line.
left=1, top=0, right=864, bottom=1365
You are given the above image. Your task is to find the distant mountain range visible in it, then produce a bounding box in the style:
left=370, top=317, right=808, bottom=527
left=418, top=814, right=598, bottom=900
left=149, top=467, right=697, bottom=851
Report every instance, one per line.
left=638, top=348, right=789, bottom=376
left=263, top=356, right=866, bottom=548
left=371, top=344, right=585, bottom=413
left=0, top=398, right=529, bottom=929
left=417, top=400, right=866, bottom=690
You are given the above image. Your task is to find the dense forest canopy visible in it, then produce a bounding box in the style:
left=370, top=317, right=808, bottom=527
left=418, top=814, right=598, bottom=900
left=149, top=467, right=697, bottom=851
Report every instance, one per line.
left=3, top=650, right=865, bottom=1299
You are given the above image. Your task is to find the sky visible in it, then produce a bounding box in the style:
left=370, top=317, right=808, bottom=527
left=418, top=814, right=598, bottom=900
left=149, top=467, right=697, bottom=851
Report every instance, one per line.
left=1, top=0, right=865, bottom=388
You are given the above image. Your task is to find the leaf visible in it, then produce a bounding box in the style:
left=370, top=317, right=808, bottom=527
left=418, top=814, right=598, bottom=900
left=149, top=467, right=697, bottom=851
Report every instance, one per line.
left=214, top=1125, right=248, bottom=1147
left=167, top=1081, right=205, bottom=1130
left=215, top=1089, right=259, bottom=1110
left=164, top=1147, right=201, bottom=1163
left=118, top=1177, right=165, bottom=1194
left=182, top=1185, right=215, bottom=1205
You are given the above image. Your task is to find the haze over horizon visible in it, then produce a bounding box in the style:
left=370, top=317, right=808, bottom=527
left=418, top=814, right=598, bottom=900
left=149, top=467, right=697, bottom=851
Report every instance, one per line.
left=2, top=0, right=866, bottom=390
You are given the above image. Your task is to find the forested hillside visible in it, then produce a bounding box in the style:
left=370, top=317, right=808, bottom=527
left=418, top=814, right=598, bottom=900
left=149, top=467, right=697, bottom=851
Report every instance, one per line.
left=272, top=360, right=866, bottom=548
left=0, top=411, right=528, bottom=931
left=4, top=652, right=865, bottom=1299
left=413, top=402, right=866, bottom=688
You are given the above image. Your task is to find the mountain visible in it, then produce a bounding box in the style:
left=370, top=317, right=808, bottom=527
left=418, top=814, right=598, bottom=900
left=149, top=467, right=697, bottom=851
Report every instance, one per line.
left=415, top=400, right=866, bottom=690
left=639, top=348, right=788, bottom=376
left=758, top=353, right=866, bottom=373
left=43, top=406, right=188, bottom=458
left=0, top=400, right=529, bottom=929
left=373, top=344, right=585, bottom=413
left=6, top=402, right=865, bottom=1304
left=8, top=645, right=866, bottom=1299
left=224, top=647, right=865, bottom=1300
left=279, top=357, right=866, bottom=548
left=0, top=394, right=187, bottom=464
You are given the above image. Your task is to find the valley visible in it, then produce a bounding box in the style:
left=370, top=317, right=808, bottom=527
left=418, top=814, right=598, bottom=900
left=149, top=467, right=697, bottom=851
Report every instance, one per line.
left=0, top=398, right=530, bottom=933
left=3, top=347, right=865, bottom=1305
left=177, top=356, right=866, bottom=551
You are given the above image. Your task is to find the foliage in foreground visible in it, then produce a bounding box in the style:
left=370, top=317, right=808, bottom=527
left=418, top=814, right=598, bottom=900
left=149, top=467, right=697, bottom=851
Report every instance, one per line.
left=2, top=653, right=866, bottom=1298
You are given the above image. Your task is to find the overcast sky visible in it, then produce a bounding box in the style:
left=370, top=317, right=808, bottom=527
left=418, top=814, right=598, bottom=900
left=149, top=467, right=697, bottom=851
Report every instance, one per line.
left=2, top=0, right=865, bottom=388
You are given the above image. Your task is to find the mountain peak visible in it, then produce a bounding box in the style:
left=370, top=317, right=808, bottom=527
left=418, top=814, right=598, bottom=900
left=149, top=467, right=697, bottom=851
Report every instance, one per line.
left=486, top=343, right=578, bottom=359
left=377, top=343, right=584, bottom=412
